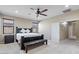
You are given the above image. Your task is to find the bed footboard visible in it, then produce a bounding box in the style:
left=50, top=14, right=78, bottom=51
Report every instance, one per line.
left=21, top=35, right=44, bottom=50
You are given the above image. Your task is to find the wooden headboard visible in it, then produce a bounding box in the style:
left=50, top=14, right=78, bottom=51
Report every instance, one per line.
left=16, top=27, right=32, bottom=33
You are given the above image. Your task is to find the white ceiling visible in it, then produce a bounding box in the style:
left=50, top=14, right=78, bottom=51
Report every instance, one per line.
left=0, top=5, right=79, bottom=20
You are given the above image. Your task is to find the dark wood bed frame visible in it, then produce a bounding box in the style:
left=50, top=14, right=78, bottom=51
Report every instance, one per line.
left=24, top=39, right=47, bottom=53
left=21, top=35, right=44, bottom=50
left=16, top=27, right=47, bottom=52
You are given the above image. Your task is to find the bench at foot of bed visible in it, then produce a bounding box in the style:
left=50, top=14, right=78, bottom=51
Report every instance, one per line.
left=24, top=39, right=47, bottom=53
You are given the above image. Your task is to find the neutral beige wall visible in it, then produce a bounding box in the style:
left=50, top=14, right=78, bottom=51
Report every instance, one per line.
left=39, top=20, right=52, bottom=40
left=0, top=17, right=3, bottom=42
left=39, top=9, right=79, bottom=40
left=60, top=21, right=79, bottom=40
left=1, top=15, right=32, bottom=33
left=60, top=23, right=68, bottom=40
left=0, top=15, right=32, bottom=43
left=1, top=15, right=32, bottom=28
left=74, top=21, right=79, bottom=39
left=15, top=17, right=32, bottom=28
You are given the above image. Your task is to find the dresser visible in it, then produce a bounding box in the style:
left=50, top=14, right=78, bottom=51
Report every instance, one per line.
left=4, top=35, right=14, bottom=44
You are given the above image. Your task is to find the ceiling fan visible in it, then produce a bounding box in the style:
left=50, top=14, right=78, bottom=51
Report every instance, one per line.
left=30, top=8, right=48, bottom=17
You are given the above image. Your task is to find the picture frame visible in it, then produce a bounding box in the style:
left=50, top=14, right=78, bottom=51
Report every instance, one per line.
left=3, top=18, right=14, bottom=34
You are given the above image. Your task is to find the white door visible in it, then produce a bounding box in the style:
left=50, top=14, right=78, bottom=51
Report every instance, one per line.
left=51, top=22, right=60, bottom=43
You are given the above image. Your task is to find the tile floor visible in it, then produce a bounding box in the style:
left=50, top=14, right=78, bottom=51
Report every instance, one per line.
left=0, top=39, right=79, bottom=54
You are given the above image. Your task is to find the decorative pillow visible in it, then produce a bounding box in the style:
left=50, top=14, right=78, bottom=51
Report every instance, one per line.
left=20, top=28, right=26, bottom=33
left=26, top=29, right=30, bottom=33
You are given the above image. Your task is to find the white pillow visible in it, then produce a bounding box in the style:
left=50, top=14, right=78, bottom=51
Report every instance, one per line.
left=26, top=29, right=30, bottom=33
left=20, top=28, right=25, bottom=33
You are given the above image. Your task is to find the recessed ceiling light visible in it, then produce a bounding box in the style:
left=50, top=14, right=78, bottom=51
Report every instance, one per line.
left=62, top=22, right=67, bottom=26
left=15, top=10, right=19, bottom=13
left=65, top=5, right=69, bottom=8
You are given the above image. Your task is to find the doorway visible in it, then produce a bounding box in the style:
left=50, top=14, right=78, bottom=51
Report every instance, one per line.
left=60, top=20, right=79, bottom=41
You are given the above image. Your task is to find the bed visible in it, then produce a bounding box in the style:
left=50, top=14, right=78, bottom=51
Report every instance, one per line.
left=16, top=33, right=43, bottom=43
left=16, top=27, right=44, bottom=49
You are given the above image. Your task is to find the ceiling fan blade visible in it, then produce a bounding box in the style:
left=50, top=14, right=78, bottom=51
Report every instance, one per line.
left=30, top=8, right=37, bottom=13
left=40, top=9, right=48, bottom=13
left=40, top=14, right=47, bottom=16
left=30, top=8, right=34, bottom=10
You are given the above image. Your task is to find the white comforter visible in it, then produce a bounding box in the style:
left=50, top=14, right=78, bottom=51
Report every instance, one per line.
left=16, top=33, right=42, bottom=43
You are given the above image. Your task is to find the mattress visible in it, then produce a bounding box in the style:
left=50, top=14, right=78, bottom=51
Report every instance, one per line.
left=16, top=33, right=42, bottom=43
